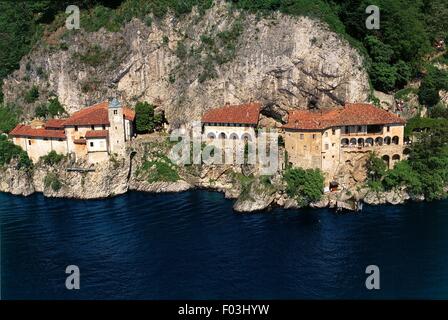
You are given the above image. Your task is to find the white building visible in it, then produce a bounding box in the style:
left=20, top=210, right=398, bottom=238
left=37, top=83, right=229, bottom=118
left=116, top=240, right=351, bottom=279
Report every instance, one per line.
left=10, top=98, right=135, bottom=164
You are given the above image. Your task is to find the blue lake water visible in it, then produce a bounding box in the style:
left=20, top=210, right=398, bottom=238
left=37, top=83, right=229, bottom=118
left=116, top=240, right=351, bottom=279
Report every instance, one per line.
left=1, top=190, right=448, bottom=299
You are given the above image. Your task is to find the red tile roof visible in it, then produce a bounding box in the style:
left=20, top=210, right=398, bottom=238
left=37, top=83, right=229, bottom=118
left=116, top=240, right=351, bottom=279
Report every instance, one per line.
left=45, top=119, right=67, bottom=129
left=73, top=138, right=86, bottom=145
left=63, top=100, right=135, bottom=126
left=85, top=130, right=108, bottom=138
left=9, top=124, right=66, bottom=139
left=63, top=101, right=110, bottom=126
left=202, top=102, right=261, bottom=125
left=283, top=103, right=406, bottom=130
left=123, top=108, right=135, bottom=121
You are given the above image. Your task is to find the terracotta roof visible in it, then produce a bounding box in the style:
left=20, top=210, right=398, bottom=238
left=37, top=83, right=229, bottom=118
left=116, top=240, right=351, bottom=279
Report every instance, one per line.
left=85, top=130, right=108, bottom=138
left=63, top=101, right=110, bottom=126
left=283, top=103, right=405, bottom=130
left=123, top=108, right=135, bottom=121
left=9, top=124, right=66, bottom=139
left=202, top=102, right=261, bottom=125
left=63, top=101, right=135, bottom=126
left=45, top=119, right=67, bottom=129
left=73, top=138, right=86, bottom=145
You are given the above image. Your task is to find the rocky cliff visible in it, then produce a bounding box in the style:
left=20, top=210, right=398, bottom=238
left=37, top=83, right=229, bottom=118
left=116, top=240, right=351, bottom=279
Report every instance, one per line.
left=2, top=1, right=369, bottom=125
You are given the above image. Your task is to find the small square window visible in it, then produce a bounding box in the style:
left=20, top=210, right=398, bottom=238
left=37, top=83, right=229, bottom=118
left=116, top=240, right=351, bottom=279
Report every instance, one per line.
left=90, top=142, right=94, bottom=147
left=114, top=110, right=118, bottom=115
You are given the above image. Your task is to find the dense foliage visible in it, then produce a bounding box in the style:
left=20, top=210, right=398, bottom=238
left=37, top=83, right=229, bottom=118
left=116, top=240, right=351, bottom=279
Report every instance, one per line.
left=44, top=172, right=62, bottom=191
left=35, top=97, right=66, bottom=119
left=0, top=104, right=19, bottom=133
left=40, top=150, right=65, bottom=166
left=284, top=167, right=324, bottom=206
left=135, top=101, right=163, bottom=133
left=0, top=135, right=32, bottom=169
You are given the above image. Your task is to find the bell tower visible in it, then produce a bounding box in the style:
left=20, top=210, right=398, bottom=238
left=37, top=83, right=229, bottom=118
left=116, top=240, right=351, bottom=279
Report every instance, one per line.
left=108, top=98, right=126, bottom=156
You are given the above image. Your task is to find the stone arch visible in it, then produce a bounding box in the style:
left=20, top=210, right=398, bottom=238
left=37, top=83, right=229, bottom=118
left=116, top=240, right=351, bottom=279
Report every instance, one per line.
left=241, top=133, right=252, bottom=142
left=382, top=154, right=390, bottom=168
left=218, top=132, right=226, bottom=140
left=375, top=137, right=383, bottom=146
left=392, top=154, right=400, bottom=161
left=350, top=138, right=357, bottom=146
left=384, top=136, right=391, bottom=145
left=207, top=132, right=216, bottom=140
left=229, top=133, right=239, bottom=140
left=357, top=138, right=364, bottom=146
left=366, top=138, right=374, bottom=146
left=403, top=148, right=411, bottom=155
left=341, top=138, right=349, bottom=146
left=392, top=136, right=399, bottom=145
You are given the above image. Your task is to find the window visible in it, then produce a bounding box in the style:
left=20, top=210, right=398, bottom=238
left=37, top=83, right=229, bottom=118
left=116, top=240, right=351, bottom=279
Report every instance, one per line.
left=28, top=140, right=31, bottom=145
left=332, top=143, right=335, bottom=147
left=90, top=142, right=94, bottom=147
left=91, top=125, right=94, bottom=130
left=300, top=134, right=304, bottom=140
left=102, top=125, right=106, bottom=130
left=74, top=126, right=78, bottom=131
left=325, top=143, right=329, bottom=150
left=325, top=132, right=328, bottom=137
left=114, top=110, right=118, bottom=115
left=332, top=128, right=336, bottom=135
left=358, top=126, right=362, bottom=132
left=387, top=126, right=390, bottom=132
left=312, top=134, right=316, bottom=139
left=323, top=156, right=325, bottom=159
left=332, top=155, right=335, bottom=158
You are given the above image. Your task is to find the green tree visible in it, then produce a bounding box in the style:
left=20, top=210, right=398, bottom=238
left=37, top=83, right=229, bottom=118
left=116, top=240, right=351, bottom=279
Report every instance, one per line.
left=25, top=85, right=39, bottom=103
left=284, top=167, right=324, bottom=206
left=0, top=104, right=19, bottom=133
left=0, top=135, right=32, bottom=169
left=135, top=101, right=162, bottom=133
left=47, top=97, right=66, bottom=117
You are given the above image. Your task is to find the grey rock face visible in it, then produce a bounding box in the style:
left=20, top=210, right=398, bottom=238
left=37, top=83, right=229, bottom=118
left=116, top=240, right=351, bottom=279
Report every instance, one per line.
left=3, top=2, right=369, bottom=125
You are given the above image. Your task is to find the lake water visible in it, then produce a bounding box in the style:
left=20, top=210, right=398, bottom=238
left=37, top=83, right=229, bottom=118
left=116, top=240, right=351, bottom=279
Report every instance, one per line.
left=1, top=191, right=448, bottom=299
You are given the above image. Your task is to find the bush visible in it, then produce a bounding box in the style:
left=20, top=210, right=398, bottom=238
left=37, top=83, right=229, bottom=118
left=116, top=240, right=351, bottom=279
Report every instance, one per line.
left=24, top=85, right=39, bottom=103
left=40, top=150, right=64, bottom=166
left=366, top=152, right=387, bottom=183
left=0, top=135, right=32, bottom=169
left=0, top=104, right=19, bottom=133
left=419, top=67, right=448, bottom=107
left=138, top=156, right=179, bottom=183
left=383, top=161, right=422, bottom=194
left=283, top=167, right=324, bottom=206
left=44, top=172, right=62, bottom=192
left=135, top=101, right=162, bottom=133
left=73, top=44, right=111, bottom=67
left=47, top=97, right=66, bottom=117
